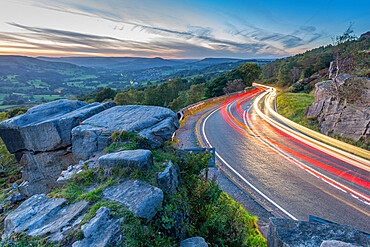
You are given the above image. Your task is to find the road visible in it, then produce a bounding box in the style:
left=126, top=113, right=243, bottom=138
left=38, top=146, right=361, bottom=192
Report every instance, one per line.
left=197, top=87, right=370, bottom=233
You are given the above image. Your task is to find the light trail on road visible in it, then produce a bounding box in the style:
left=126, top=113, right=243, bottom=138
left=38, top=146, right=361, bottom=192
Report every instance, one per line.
left=197, top=86, right=370, bottom=231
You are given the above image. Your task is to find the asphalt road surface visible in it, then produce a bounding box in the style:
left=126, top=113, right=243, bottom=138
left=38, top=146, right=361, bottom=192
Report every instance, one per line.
left=197, top=87, right=370, bottom=233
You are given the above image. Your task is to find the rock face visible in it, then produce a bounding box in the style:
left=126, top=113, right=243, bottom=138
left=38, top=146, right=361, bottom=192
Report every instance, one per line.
left=267, top=218, right=369, bottom=247
left=305, top=77, right=370, bottom=142
left=72, top=207, right=122, bottom=247
left=157, top=161, right=180, bottom=194
left=72, top=105, right=179, bottom=159
left=99, top=149, right=153, bottom=170
left=320, top=240, right=360, bottom=247
left=2, top=194, right=88, bottom=241
left=180, top=237, right=208, bottom=247
left=0, top=99, right=115, bottom=197
left=18, top=149, right=78, bottom=197
left=103, top=180, right=163, bottom=221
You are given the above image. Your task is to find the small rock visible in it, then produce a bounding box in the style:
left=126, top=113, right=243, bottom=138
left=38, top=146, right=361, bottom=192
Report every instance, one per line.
left=72, top=207, right=121, bottom=247
left=11, top=183, right=18, bottom=190
left=320, top=240, right=360, bottom=247
left=103, top=180, right=163, bottom=221
left=157, top=161, right=180, bottom=194
left=99, top=149, right=153, bottom=170
left=180, top=237, right=208, bottom=247
left=6, top=193, right=24, bottom=204
left=57, top=164, right=83, bottom=182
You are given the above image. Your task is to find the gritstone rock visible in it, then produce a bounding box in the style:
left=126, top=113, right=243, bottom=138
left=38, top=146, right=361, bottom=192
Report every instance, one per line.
left=157, top=160, right=180, bottom=194
left=180, top=237, right=208, bottom=247
left=0, top=99, right=115, bottom=153
left=2, top=194, right=88, bottom=241
left=267, top=218, right=369, bottom=247
left=72, top=105, right=179, bottom=160
left=72, top=207, right=122, bottom=247
left=103, top=179, right=163, bottom=221
left=99, top=149, right=153, bottom=170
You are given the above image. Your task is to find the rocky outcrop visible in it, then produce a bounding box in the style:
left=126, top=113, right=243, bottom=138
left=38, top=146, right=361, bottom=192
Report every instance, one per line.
left=103, top=180, right=163, bottom=221
left=0, top=100, right=180, bottom=198
left=180, top=237, right=208, bottom=247
left=72, top=105, right=179, bottom=159
left=2, top=194, right=88, bottom=241
left=305, top=77, right=370, bottom=142
left=72, top=207, right=122, bottom=247
left=157, top=160, right=180, bottom=194
left=99, top=149, right=153, bottom=170
left=267, top=218, right=369, bottom=247
left=0, top=99, right=115, bottom=197
left=0, top=100, right=115, bottom=153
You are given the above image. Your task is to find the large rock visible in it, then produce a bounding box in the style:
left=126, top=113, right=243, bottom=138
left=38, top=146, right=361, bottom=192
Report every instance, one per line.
left=18, top=148, right=78, bottom=197
left=0, top=99, right=115, bottom=153
left=103, top=180, right=163, bottom=221
left=2, top=194, right=88, bottom=240
left=72, top=207, right=122, bottom=247
left=305, top=78, right=370, bottom=142
left=99, top=149, right=153, bottom=170
left=157, top=160, right=180, bottom=194
left=267, top=218, right=369, bottom=247
left=180, top=237, right=208, bottom=247
left=72, top=105, right=179, bottom=159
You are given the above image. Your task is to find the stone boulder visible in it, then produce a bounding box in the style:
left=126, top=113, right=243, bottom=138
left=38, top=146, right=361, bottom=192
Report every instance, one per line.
left=103, top=180, right=163, bottom=221
left=2, top=194, right=88, bottom=241
left=180, top=237, right=208, bottom=247
left=99, top=149, right=153, bottom=170
left=267, top=218, right=369, bottom=247
left=320, top=240, right=360, bottom=247
left=0, top=99, right=115, bottom=153
left=157, top=160, right=180, bottom=194
left=72, top=105, right=179, bottom=159
left=72, top=207, right=122, bottom=247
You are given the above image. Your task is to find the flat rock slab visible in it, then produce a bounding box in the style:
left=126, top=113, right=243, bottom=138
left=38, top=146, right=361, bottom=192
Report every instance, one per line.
left=72, top=207, right=121, bottom=247
left=72, top=105, right=179, bottom=159
left=103, top=180, right=163, bottom=221
left=0, top=99, right=115, bottom=153
left=267, top=218, right=369, bottom=247
left=2, top=194, right=88, bottom=240
left=99, top=149, right=153, bottom=170
left=180, top=237, right=208, bottom=247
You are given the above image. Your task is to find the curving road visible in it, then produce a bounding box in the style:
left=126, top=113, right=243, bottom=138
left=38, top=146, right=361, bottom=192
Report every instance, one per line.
left=197, top=86, right=370, bottom=233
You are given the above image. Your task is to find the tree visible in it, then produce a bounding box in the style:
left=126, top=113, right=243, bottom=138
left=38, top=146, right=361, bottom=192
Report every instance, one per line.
left=186, top=83, right=206, bottom=106
left=223, top=79, right=245, bottom=94
left=94, top=88, right=117, bottom=102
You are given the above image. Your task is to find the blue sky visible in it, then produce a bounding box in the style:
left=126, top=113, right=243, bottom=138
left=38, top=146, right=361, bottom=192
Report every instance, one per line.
left=0, top=0, right=368, bottom=58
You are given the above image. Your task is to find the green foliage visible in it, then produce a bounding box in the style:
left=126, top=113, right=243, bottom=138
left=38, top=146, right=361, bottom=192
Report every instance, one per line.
left=277, top=92, right=319, bottom=131
left=94, top=87, right=117, bottom=102
left=185, top=83, right=206, bottom=107
left=206, top=63, right=261, bottom=98
left=105, top=131, right=150, bottom=154
left=4, top=107, right=27, bottom=118
left=0, top=233, right=57, bottom=247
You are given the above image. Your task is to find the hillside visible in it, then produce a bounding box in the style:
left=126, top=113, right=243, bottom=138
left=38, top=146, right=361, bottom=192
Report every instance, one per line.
left=0, top=56, right=270, bottom=109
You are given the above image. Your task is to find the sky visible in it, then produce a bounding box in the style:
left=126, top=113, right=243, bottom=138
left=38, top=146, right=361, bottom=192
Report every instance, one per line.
left=0, top=0, right=369, bottom=59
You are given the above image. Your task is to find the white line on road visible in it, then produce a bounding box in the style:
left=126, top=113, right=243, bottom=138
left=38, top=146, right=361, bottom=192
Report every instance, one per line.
left=201, top=106, right=298, bottom=220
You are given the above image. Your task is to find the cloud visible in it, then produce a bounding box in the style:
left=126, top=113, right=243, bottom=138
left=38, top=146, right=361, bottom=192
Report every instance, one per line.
left=0, top=22, right=286, bottom=58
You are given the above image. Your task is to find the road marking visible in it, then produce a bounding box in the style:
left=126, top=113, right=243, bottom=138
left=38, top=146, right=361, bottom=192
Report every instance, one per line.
left=245, top=92, right=370, bottom=204
left=201, top=106, right=299, bottom=220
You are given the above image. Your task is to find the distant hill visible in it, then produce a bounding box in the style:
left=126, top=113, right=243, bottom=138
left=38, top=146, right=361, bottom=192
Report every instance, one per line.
left=0, top=55, right=272, bottom=108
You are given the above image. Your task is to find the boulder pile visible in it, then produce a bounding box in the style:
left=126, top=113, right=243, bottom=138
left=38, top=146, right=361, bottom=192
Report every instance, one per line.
left=0, top=100, right=179, bottom=198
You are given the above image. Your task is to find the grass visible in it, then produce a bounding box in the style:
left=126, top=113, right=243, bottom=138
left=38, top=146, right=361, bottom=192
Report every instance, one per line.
left=276, top=91, right=320, bottom=131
